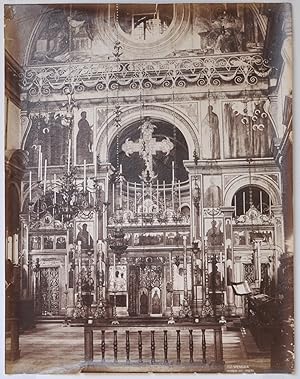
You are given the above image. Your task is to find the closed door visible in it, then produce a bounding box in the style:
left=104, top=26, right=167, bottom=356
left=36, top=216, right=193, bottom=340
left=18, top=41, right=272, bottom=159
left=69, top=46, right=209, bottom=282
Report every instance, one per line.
left=39, top=267, right=60, bottom=316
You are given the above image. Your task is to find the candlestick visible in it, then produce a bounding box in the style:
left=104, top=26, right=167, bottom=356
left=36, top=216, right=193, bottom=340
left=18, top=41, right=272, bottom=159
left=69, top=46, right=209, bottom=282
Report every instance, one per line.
left=29, top=171, right=32, bottom=201
left=43, top=158, right=47, bottom=195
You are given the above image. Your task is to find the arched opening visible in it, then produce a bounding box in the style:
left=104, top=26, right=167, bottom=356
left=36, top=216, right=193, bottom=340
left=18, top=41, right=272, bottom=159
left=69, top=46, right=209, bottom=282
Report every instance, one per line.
left=108, top=118, right=189, bottom=183
left=231, top=185, right=272, bottom=216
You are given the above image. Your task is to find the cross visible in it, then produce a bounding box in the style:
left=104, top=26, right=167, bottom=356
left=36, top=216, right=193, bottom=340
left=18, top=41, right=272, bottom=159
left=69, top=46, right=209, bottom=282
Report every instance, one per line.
left=122, top=117, right=174, bottom=181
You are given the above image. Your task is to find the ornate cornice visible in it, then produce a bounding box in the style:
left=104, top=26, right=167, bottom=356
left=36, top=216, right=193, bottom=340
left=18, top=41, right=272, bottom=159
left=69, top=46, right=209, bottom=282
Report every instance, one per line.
left=20, top=53, right=272, bottom=99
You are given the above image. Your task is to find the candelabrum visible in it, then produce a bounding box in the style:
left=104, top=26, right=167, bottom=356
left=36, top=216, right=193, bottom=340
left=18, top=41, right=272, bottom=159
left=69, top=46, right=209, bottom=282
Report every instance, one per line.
left=201, top=245, right=214, bottom=319
left=107, top=227, right=128, bottom=325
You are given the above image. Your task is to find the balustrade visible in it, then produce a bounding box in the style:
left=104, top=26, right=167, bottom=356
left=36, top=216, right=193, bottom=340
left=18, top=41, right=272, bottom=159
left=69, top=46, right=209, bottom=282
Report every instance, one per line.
left=83, top=322, right=224, bottom=372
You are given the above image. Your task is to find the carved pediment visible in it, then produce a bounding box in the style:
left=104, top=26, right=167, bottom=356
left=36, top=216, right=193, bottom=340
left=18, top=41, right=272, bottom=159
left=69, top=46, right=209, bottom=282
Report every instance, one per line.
left=234, top=205, right=272, bottom=225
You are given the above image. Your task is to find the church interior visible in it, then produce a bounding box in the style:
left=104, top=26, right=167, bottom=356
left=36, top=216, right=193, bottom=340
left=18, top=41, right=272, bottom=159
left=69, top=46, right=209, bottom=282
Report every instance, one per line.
left=4, top=2, right=294, bottom=374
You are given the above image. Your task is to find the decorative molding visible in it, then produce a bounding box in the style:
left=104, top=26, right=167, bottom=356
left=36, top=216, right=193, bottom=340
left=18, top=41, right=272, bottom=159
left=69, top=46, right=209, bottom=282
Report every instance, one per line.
left=20, top=53, right=272, bottom=98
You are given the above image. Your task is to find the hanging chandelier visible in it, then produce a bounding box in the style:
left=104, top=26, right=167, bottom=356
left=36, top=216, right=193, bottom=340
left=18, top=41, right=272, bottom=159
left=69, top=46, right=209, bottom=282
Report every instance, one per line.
left=28, top=88, right=108, bottom=226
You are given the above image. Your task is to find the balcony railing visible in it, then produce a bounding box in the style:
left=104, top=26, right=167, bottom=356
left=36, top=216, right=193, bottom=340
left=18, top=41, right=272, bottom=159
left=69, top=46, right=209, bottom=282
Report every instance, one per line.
left=82, top=322, right=224, bottom=373
left=20, top=53, right=272, bottom=98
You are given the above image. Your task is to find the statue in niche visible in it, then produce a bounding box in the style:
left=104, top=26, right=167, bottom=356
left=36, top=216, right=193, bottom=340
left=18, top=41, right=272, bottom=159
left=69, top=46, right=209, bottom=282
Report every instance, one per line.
left=152, top=289, right=161, bottom=314
left=76, top=111, right=93, bottom=164
left=202, top=105, right=220, bottom=159
left=204, top=178, right=222, bottom=208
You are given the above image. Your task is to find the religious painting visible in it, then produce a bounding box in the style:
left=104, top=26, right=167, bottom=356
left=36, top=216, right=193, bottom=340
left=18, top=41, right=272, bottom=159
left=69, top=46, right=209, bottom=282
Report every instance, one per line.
left=74, top=108, right=94, bottom=165
left=29, top=235, right=41, bottom=250
left=74, top=221, right=93, bottom=250
left=133, top=232, right=164, bottom=246
left=55, top=236, right=66, bottom=249
left=223, top=100, right=274, bottom=159
left=233, top=230, right=246, bottom=246
left=117, top=4, right=174, bottom=43
left=207, top=262, right=225, bottom=292
left=201, top=105, right=221, bottom=159
left=203, top=175, right=222, bottom=208
left=224, top=218, right=232, bottom=247
left=43, top=236, right=54, bottom=250
left=139, top=288, right=149, bottom=315
left=151, top=287, right=161, bottom=314
left=108, top=265, right=127, bottom=292
left=205, top=218, right=224, bottom=247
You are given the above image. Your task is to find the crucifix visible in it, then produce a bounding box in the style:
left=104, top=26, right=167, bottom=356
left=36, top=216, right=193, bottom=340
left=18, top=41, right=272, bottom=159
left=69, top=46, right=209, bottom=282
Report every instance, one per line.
left=122, top=117, right=174, bottom=181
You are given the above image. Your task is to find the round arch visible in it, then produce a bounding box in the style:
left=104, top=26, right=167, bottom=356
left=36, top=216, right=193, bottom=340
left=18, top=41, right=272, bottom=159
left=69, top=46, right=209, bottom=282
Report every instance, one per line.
left=224, top=174, right=281, bottom=207
left=95, top=104, right=200, bottom=163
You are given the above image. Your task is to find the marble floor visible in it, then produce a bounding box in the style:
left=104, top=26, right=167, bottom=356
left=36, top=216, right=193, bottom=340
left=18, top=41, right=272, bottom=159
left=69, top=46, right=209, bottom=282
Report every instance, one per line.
left=5, top=323, right=271, bottom=375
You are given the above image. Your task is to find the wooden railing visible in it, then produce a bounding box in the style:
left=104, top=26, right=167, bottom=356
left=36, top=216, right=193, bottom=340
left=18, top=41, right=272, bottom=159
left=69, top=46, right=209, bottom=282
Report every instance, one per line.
left=82, top=322, right=224, bottom=373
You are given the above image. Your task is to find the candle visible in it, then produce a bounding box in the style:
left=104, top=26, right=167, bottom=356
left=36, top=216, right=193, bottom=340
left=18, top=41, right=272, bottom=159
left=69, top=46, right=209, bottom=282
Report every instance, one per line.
left=243, top=191, right=246, bottom=214
left=156, top=180, right=159, bottom=206
left=29, top=171, right=32, bottom=201
left=169, top=252, right=172, bottom=283
left=120, top=175, right=123, bottom=208
left=38, top=146, right=41, bottom=180
left=260, top=191, right=263, bottom=213
left=13, top=233, right=18, bottom=264
left=53, top=174, right=57, bottom=203
left=142, top=181, right=145, bottom=211
left=94, top=155, right=97, bottom=178
left=178, top=180, right=181, bottom=209
left=105, top=172, right=109, bottom=202
left=163, top=180, right=166, bottom=210
left=43, top=159, right=47, bottom=195
left=120, top=164, right=123, bottom=174
left=7, top=236, right=13, bottom=261
left=112, top=183, right=115, bottom=212
left=269, top=195, right=272, bottom=216
left=67, top=139, right=71, bottom=174
left=172, top=161, right=175, bottom=184
left=127, top=181, right=129, bottom=211
left=83, top=160, right=86, bottom=192
left=234, top=195, right=237, bottom=217
left=134, top=182, right=137, bottom=213
left=40, top=152, right=43, bottom=181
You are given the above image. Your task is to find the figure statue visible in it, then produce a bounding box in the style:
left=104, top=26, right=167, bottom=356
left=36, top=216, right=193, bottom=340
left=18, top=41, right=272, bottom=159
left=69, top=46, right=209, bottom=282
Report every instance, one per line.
left=202, top=105, right=220, bottom=159
left=76, top=111, right=93, bottom=164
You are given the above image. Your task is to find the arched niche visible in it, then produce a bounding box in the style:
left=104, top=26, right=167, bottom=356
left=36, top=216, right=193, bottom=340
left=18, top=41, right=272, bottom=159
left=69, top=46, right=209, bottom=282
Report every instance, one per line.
left=108, top=118, right=189, bottom=183
left=96, top=104, right=200, bottom=166
left=224, top=175, right=281, bottom=207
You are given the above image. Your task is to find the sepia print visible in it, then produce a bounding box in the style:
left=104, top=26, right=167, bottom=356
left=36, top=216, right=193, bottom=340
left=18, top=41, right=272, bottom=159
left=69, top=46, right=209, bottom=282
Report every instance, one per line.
left=5, top=2, right=294, bottom=375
